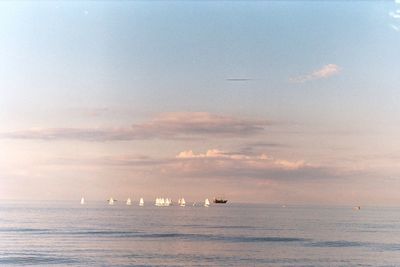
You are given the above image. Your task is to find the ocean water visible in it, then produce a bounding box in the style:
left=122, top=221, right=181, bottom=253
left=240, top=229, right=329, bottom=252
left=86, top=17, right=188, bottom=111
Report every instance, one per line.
left=1, top=202, right=400, bottom=266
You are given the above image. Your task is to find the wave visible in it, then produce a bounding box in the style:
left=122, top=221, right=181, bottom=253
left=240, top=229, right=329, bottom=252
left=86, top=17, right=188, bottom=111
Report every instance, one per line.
left=0, top=256, right=79, bottom=265
left=0, top=228, right=50, bottom=233
left=88, top=232, right=308, bottom=243
left=181, top=224, right=262, bottom=230
left=308, top=240, right=400, bottom=252
left=7, top=227, right=398, bottom=249
left=0, top=227, right=307, bottom=243
left=97, top=232, right=307, bottom=243
left=309, top=240, right=366, bottom=248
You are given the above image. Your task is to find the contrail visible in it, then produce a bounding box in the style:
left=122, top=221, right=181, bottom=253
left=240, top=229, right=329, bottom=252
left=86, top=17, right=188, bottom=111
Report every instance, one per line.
left=225, top=78, right=253, bottom=82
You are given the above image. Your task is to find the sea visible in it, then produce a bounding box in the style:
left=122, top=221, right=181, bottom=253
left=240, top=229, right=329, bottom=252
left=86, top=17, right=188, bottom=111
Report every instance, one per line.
left=1, top=201, right=400, bottom=266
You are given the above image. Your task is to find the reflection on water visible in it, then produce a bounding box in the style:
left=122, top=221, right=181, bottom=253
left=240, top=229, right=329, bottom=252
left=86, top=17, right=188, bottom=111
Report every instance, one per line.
left=1, top=202, right=400, bottom=266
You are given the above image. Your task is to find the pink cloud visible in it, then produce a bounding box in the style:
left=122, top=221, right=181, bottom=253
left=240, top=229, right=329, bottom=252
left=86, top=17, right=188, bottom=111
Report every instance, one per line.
left=0, top=112, right=268, bottom=141
left=290, top=64, right=341, bottom=83
left=175, top=149, right=307, bottom=171
left=44, top=148, right=347, bottom=183
left=176, top=149, right=253, bottom=160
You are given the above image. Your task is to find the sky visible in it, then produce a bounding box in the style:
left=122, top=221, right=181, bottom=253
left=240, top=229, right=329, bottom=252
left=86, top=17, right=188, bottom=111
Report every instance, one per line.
left=1, top=1, right=400, bottom=205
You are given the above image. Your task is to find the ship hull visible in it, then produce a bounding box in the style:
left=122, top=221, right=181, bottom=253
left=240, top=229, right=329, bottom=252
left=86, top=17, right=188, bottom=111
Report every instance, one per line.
left=213, top=199, right=228, bottom=204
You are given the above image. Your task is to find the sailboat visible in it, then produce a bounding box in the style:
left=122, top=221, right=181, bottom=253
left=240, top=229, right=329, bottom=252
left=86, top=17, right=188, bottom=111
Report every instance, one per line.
left=126, top=198, right=132, bottom=205
left=139, top=198, right=144, bottom=206
left=155, top=197, right=172, bottom=207
left=80, top=197, right=85, bottom=205
left=204, top=198, right=210, bottom=207
left=180, top=198, right=186, bottom=207
left=108, top=197, right=115, bottom=205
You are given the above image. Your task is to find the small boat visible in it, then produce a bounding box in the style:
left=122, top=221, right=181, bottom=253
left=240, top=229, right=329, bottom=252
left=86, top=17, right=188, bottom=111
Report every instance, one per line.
left=180, top=198, right=186, bottom=207
left=80, top=197, right=85, bottom=205
left=213, top=197, right=228, bottom=204
left=108, top=197, right=115, bottom=205
left=126, top=198, right=132, bottom=205
left=353, top=206, right=361, bottom=210
left=139, top=198, right=144, bottom=206
left=204, top=198, right=210, bottom=207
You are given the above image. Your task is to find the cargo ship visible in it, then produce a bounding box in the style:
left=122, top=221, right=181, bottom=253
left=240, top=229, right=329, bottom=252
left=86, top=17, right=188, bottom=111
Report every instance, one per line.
left=213, top=198, right=228, bottom=204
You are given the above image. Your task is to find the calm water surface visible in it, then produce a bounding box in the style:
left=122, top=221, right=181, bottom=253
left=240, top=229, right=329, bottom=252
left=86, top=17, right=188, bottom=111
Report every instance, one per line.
left=1, top=202, right=400, bottom=266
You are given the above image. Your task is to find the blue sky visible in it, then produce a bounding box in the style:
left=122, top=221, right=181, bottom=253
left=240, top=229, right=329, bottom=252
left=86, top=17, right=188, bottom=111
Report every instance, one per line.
left=1, top=1, right=400, bottom=204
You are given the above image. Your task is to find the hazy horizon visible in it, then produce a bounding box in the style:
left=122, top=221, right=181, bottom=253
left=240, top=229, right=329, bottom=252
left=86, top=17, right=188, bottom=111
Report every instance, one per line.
left=1, top=1, right=400, bottom=205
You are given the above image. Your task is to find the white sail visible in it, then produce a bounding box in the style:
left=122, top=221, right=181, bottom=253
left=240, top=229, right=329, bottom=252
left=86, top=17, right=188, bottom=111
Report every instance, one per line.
left=80, top=197, right=85, bottom=205
left=155, top=197, right=172, bottom=207
left=180, top=198, right=186, bottom=207
left=204, top=198, right=210, bottom=207
left=178, top=198, right=181, bottom=205
left=139, top=197, right=144, bottom=206
left=126, top=198, right=132, bottom=205
left=108, top=197, right=114, bottom=205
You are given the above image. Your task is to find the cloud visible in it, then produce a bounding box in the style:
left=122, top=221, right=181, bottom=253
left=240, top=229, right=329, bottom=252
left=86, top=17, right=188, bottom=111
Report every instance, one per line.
left=169, top=149, right=352, bottom=182
left=48, top=155, right=167, bottom=167
left=177, top=149, right=259, bottom=160
left=147, top=112, right=267, bottom=137
left=244, top=142, right=286, bottom=148
left=170, top=149, right=336, bottom=180
left=167, top=149, right=343, bottom=181
left=238, top=142, right=287, bottom=154
left=389, top=8, right=400, bottom=32
left=290, top=64, right=341, bottom=83
left=43, top=148, right=356, bottom=184
left=48, top=149, right=310, bottom=174
left=389, top=10, right=400, bottom=19
left=390, top=24, right=400, bottom=31
left=0, top=112, right=268, bottom=141
left=175, top=149, right=304, bottom=170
